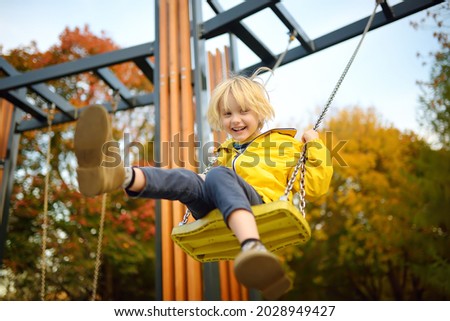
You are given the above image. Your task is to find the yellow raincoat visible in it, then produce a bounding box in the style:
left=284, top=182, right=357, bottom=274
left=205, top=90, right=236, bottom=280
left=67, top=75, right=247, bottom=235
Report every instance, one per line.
left=216, top=128, right=333, bottom=203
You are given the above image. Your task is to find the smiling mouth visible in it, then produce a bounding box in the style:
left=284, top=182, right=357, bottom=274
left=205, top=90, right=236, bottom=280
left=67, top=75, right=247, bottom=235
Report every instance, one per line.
left=232, top=126, right=247, bottom=132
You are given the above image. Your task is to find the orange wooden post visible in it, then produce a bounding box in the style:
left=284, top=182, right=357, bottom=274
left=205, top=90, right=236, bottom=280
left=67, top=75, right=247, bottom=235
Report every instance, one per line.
left=208, top=52, right=220, bottom=145
left=159, top=0, right=204, bottom=300
left=224, top=46, right=231, bottom=82
left=159, top=0, right=176, bottom=300
left=168, top=0, right=188, bottom=301
left=180, top=0, right=203, bottom=300
left=0, top=99, right=14, bottom=266
left=0, top=99, right=14, bottom=187
left=219, top=261, right=230, bottom=300
left=213, top=49, right=227, bottom=143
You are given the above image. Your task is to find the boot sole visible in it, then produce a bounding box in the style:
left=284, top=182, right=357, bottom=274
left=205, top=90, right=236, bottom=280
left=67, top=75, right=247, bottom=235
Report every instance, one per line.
left=234, top=250, right=292, bottom=300
left=74, top=105, right=111, bottom=196
left=74, top=105, right=111, bottom=168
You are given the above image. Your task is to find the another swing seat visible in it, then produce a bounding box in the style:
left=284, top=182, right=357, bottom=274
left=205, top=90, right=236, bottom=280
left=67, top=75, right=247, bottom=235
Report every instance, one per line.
left=171, top=200, right=311, bottom=263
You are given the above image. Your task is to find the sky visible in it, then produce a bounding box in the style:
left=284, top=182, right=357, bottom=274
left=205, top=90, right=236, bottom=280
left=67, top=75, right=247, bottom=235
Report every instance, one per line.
left=0, top=0, right=445, bottom=141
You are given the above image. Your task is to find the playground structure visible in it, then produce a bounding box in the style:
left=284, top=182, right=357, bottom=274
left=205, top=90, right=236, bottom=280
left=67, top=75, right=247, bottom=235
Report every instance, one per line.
left=0, top=0, right=444, bottom=300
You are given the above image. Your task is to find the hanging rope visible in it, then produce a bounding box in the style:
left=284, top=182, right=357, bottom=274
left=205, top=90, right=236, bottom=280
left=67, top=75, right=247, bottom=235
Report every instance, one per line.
left=91, top=193, right=107, bottom=301
left=40, top=104, right=55, bottom=301
left=111, top=89, right=120, bottom=115
left=283, top=1, right=381, bottom=217
left=90, top=91, right=121, bottom=300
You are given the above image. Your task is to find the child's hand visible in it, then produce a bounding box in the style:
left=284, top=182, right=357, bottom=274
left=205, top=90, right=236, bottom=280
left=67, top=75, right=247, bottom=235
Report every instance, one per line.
left=301, top=129, right=319, bottom=143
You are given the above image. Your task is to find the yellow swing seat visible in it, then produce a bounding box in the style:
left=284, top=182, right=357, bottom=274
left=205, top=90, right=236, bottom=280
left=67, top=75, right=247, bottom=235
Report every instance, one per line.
left=171, top=200, right=311, bottom=263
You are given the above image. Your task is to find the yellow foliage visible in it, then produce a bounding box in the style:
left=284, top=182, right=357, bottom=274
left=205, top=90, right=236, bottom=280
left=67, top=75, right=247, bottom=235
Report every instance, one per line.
left=306, top=107, right=430, bottom=278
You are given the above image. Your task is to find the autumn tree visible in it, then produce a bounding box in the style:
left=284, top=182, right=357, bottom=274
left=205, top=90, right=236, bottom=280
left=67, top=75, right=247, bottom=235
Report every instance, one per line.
left=413, top=2, right=450, bottom=150
left=284, top=107, right=449, bottom=300
left=1, top=25, right=156, bottom=300
left=411, top=2, right=450, bottom=297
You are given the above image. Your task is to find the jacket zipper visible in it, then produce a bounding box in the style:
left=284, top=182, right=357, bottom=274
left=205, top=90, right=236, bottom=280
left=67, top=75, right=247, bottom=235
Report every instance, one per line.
left=231, top=138, right=256, bottom=171
left=231, top=149, right=243, bottom=171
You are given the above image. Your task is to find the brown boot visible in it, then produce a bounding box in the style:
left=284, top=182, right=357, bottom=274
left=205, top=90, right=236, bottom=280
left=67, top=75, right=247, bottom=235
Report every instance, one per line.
left=234, top=241, right=292, bottom=300
left=74, top=105, right=125, bottom=197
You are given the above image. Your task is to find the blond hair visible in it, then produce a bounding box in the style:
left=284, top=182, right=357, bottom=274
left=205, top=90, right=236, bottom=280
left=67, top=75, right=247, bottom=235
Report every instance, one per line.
left=207, top=67, right=275, bottom=131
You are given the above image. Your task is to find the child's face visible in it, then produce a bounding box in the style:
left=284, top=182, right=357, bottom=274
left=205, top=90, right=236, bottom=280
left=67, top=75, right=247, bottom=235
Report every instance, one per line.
left=220, top=94, right=261, bottom=143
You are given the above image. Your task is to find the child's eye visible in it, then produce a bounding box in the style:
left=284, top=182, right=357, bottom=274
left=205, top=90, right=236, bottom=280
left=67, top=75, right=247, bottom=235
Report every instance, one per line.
left=223, top=112, right=231, bottom=117
left=240, top=110, right=248, bottom=114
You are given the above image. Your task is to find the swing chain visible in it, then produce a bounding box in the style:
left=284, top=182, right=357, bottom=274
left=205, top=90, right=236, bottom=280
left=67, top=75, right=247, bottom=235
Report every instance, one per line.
left=179, top=154, right=218, bottom=226
left=203, top=154, right=219, bottom=174
left=280, top=145, right=307, bottom=217
left=280, top=0, right=380, bottom=218
left=314, top=1, right=378, bottom=131
left=265, top=29, right=298, bottom=85
left=273, top=29, right=297, bottom=72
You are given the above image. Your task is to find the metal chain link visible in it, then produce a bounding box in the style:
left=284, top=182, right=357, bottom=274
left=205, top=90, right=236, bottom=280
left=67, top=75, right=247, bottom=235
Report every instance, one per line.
left=280, top=144, right=307, bottom=217
left=282, top=1, right=380, bottom=218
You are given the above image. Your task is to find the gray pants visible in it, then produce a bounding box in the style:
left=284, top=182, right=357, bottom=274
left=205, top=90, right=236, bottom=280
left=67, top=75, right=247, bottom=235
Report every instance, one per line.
left=126, top=166, right=263, bottom=222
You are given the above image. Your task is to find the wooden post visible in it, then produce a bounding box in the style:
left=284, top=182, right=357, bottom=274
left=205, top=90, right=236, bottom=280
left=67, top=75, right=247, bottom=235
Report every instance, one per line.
left=159, top=0, right=175, bottom=300
left=0, top=99, right=13, bottom=185
left=159, top=0, right=203, bottom=300
left=168, top=0, right=188, bottom=301
left=0, top=99, right=17, bottom=264
left=180, top=0, right=203, bottom=300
